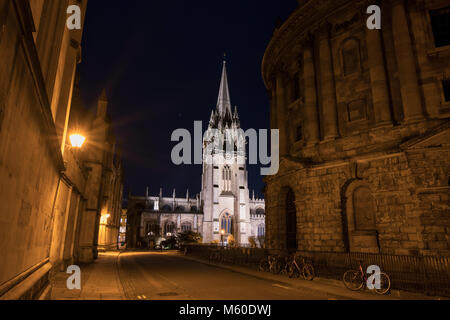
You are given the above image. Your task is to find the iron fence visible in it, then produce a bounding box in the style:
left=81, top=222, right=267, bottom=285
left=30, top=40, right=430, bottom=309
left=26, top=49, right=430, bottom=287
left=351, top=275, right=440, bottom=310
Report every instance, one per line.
left=182, top=245, right=450, bottom=297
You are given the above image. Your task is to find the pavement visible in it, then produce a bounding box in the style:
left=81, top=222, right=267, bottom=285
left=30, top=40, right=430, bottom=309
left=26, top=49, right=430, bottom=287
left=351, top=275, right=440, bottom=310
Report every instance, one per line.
left=51, top=252, right=125, bottom=300
left=50, top=250, right=447, bottom=300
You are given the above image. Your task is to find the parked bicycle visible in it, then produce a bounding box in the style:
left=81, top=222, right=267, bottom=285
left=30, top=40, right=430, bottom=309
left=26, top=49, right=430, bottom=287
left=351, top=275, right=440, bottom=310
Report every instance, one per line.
left=343, top=260, right=391, bottom=295
left=287, top=253, right=315, bottom=281
left=259, top=255, right=284, bottom=274
left=209, top=250, right=223, bottom=263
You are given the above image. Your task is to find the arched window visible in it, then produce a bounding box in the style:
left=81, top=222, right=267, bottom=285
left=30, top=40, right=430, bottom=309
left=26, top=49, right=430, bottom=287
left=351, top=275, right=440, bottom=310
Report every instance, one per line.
left=257, top=224, right=265, bottom=237
left=175, top=206, right=185, bottom=212
left=145, top=221, right=159, bottom=235
left=286, top=189, right=297, bottom=251
left=344, top=181, right=379, bottom=253
left=342, top=38, right=360, bottom=76
left=220, top=213, right=233, bottom=235
left=181, top=222, right=192, bottom=232
left=164, top=221, right=175, bottom=235
left=223, top=166, right=232, bottom=191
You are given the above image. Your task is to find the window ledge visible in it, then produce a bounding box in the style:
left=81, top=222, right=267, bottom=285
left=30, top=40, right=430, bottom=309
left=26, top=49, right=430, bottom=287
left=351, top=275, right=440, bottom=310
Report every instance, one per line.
left=427, top=45, right=450, bottom=59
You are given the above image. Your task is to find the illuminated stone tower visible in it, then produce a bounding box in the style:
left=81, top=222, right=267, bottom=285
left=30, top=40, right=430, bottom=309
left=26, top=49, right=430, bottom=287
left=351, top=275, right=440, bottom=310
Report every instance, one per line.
left=201, top=60, right=265, bottom=245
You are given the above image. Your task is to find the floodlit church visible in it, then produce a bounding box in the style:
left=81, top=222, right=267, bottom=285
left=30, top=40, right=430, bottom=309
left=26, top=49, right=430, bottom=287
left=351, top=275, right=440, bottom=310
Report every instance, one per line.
left=126, top=61, right=265, bottom=247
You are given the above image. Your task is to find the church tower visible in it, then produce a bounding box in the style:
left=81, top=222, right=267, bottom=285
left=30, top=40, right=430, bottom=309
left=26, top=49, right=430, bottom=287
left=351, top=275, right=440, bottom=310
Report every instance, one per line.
left=201, top=60, right=251, bottom=246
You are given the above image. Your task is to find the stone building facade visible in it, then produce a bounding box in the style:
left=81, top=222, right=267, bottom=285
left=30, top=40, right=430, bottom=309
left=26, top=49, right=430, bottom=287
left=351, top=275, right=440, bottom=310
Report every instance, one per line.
left=126, top=189, right=204, bottom=248
left=262, top=0, right=449, bottom=256
left=0, top=0, right=123, bottom=300
left=127, top=188, right=265, bottom=247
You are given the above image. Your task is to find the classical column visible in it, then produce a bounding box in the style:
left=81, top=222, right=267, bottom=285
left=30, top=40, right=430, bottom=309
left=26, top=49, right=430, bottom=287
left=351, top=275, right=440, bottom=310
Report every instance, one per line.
left=318, top=24, right=339, bottom=140
left=276, top=71, right=288, bottom=156
left=268, top=86, right=277, bottom=130
left=303, top=41, right=320, bottom=144
left=366, top=27, right=393, bottom=125
left=391, top=0, right=424, bottom=121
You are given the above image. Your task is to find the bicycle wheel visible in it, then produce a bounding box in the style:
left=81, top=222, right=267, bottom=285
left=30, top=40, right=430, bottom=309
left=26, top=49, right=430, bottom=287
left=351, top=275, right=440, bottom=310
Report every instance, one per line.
left=374, top=272, right=391, bottom=295
left=343, top=270, right=364, bottom=291
left=302, top=264, right=315, bottom=281
left=259, top=259, right=269, bottom=272
left=271, top=259, right=282, bottom=274
left=288, top=263, right=299, bottom=278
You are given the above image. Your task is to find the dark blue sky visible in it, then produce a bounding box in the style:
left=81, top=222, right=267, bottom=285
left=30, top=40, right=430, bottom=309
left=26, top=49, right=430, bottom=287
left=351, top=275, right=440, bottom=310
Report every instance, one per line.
left=78, top=0, right=298, bottom=201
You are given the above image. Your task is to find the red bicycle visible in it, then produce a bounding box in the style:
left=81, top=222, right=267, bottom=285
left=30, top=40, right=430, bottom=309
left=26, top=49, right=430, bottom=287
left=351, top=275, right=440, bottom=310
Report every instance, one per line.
left=343, top=260, right=391, bottom=295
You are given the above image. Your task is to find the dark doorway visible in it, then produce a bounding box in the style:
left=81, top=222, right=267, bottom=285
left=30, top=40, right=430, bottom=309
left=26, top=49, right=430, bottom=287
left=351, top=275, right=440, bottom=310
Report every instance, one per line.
left=285, top=189, right=297, bottom=251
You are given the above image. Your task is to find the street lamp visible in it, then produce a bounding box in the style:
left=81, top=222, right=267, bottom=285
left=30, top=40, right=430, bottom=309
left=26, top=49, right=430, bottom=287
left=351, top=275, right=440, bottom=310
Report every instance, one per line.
left=100, top=213, right=110, bottom=225
left=220, top=229, right=225, bottom=247
left=69, top=133, right=86, bottom=148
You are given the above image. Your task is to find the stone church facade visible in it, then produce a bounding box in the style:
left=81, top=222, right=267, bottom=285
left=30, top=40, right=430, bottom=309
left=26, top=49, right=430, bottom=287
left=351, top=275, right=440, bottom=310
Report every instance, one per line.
left=127, top=62, right=265, bottom=247
left=262, top=0, right=449, bottom=256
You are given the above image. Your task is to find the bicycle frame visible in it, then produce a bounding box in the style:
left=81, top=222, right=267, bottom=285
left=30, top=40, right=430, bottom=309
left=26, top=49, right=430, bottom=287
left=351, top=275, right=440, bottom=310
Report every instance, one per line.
left=358, top=263, right=368, bottom=283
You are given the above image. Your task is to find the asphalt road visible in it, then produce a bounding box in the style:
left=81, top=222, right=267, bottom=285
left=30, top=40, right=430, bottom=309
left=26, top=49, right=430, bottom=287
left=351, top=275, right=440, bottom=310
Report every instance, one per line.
left=116, top=251, right=355, bottom=300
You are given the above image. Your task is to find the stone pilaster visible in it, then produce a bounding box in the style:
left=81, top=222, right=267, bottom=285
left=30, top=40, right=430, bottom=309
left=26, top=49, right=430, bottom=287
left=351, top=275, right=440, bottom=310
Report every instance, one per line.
left=269, top=84, right=277, bottom=130
left=302, top=38, right=320, bottom=144
left=276, top=71, right=289, bottom=157
left=317, top=24, right=339, bottom=140
left=391, top=0, right=424, bottom=122
left=366, top=27, right=393, bottom=125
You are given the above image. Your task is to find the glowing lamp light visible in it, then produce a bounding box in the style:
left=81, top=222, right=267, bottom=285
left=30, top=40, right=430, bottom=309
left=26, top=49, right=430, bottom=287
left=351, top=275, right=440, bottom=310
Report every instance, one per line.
left=69, top=134, right=86, bottom=148
left=100, top=213, right=111, bottom=224
left=220, top=229, right=225, bottom=235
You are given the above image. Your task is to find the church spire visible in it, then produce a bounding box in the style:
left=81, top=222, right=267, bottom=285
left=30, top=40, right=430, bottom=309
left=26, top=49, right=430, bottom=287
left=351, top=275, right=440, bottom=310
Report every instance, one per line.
left=216, top=59, right=232, bottom=118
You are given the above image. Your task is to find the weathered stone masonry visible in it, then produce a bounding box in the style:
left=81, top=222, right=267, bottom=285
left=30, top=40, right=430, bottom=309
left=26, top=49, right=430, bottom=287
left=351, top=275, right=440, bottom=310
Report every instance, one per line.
left=262, top=0, right=450, bottom=256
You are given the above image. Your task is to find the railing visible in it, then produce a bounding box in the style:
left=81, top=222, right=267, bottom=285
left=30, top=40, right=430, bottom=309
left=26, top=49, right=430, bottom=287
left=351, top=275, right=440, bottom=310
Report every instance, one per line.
left=182, top=245, right=450, bottom=297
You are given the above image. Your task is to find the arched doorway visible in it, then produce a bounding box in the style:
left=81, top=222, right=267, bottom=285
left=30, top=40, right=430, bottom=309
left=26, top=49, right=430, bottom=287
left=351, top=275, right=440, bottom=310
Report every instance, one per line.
left=285, top=189, right=297, bottom=251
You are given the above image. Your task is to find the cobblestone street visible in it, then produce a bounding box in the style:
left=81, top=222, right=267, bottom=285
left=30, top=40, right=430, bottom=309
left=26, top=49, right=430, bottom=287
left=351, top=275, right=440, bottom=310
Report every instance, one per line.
left=51, top=251, right=445, bottom=300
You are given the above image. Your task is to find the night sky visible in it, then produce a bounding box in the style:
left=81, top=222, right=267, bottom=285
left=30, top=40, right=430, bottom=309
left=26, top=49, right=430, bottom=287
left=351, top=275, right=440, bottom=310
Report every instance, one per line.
left=78, top=0, right=298, bottom=203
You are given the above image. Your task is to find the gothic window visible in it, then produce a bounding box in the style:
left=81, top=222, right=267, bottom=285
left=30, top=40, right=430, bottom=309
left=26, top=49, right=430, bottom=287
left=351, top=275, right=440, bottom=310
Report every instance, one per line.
left=430, top=7, right=450, bottom=48
left=145, top=221, right=159, bottom=235
left=285, top=189, right=297, bottom=251
left=223, top=166, right=232, bottom=191
left=342, top=39, right=360, bottom=76
left=175, top=206, right=185, bottom=212
left=257, top=224, right=265, bottom=237
left=220, top=213, right=233, bottom=235
left=256, top=208, right=265, bottom=215
left=443, top=80, right=450, bottom=102
left=352, top=186, right=376, bottom=231
left=164, top=221, right=175, bottom=235
left=181, top=222, right=192, bottom=232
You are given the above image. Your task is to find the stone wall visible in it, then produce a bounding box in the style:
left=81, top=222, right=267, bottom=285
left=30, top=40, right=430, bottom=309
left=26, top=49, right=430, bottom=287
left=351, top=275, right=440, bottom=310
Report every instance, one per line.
left=266, top=145, right=449, bottom=256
